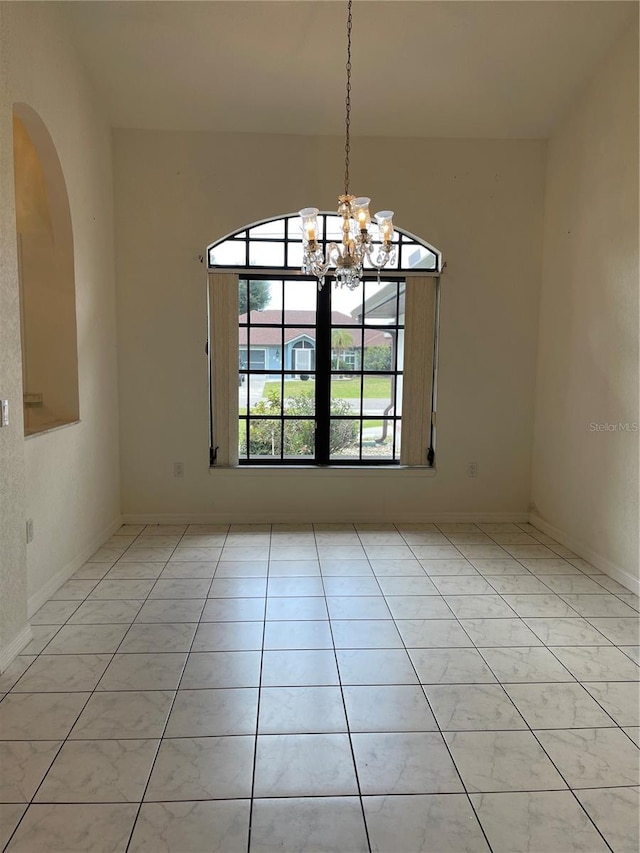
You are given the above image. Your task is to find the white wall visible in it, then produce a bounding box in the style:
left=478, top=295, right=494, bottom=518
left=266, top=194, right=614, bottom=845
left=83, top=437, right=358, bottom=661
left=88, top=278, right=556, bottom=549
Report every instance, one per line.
left=0, top=4, right=28, bottom=660
left=532, top=24, right=639, bottom=587
left=114, top=131, right=546, bottom=522
left=0, top=3, right=121, bottom=636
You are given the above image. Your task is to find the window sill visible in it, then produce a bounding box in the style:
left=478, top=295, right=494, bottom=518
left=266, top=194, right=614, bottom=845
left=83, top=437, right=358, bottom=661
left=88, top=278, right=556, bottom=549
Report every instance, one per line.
left=209, top=465, right=437, bottom=477
left=25, top=419, right=80, bottom=440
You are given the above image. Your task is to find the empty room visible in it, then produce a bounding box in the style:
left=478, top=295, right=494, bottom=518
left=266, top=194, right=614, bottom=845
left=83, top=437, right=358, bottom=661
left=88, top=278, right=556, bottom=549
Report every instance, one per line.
left=0, top=1, right=638, bottom=851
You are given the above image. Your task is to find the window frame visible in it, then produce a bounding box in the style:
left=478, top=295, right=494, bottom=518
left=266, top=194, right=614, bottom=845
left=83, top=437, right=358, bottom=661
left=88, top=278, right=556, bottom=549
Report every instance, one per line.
left=207, top=212, right=442, bottom=278
left=236, top=274, right=407, bottom=466
left=207, top=214, right=442, bottom=470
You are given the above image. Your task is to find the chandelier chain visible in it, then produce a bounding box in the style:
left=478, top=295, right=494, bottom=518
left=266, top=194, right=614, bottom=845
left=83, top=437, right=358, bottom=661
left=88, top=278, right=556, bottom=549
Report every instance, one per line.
left=300, top=0, right=397, bottom=290
left=344, top=0, right=352, bottom=197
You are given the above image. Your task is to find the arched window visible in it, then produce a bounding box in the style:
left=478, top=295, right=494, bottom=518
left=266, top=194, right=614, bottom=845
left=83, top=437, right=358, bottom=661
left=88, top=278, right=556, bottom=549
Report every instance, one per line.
left=208, top=214, right=442, bottom=467
left=208, top=213, right=440, bottom=276
left=13, top=104, right=79, bottom=436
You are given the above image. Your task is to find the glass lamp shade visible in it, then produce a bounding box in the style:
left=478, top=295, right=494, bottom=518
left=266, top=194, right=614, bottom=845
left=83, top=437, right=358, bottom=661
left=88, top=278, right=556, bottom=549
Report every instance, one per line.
left=352, top=197, right=371, bottom=231
left=299, top=207, right=320, bottom=243
left=375, top=210, right=395, bottom=243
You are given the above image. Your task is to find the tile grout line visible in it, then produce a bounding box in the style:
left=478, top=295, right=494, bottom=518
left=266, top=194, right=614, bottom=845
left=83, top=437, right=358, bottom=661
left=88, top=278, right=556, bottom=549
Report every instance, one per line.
left=324, top=523, right=373, bottom=853
left=245, top=524, right=271, bottom=853
left=0, top=784, right=633, bottom=806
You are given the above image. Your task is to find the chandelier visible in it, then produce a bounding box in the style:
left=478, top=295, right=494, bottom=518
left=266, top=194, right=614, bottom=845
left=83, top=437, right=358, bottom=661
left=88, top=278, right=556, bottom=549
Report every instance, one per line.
left=299, top=0, right=397, bottom=290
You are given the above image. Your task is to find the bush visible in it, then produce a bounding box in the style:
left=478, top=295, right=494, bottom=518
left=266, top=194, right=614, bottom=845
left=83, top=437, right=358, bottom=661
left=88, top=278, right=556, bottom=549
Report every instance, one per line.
left=241, top=390, right=357, bottom=457
left=364, top=345, right=392, bottom=371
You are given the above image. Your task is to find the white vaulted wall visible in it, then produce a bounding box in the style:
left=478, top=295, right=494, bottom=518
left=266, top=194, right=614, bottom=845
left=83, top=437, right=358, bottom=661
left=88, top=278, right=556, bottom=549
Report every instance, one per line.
left=113, top=131, right=546, bottom=523
left=531, top=23, right=639, bottom=588
left=0, top=1, right=121, bottom=658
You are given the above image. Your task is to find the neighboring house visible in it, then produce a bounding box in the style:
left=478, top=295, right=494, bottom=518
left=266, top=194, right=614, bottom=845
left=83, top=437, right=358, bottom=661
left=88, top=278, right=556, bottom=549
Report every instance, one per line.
left=238, top=310, right=390, bottom=377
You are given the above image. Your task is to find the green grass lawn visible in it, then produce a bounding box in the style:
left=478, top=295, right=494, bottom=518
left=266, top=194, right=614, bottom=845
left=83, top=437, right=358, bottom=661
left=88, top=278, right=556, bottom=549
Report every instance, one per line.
left=263, top=377, right=392, bottom=399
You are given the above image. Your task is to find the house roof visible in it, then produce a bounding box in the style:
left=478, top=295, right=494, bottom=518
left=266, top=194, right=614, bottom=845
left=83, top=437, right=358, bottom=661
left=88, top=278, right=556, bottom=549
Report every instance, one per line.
left=238, top=310, right=391, bottom=347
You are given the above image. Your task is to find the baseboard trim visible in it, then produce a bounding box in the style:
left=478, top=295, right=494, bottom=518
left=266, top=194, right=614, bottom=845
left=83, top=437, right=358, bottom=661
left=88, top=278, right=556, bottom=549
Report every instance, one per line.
left=529, top=512, right=639, bottom=595
left=0, top=625, right=33, bottom=674
left=27, top=515, right=123, bottom=619
left=122, top=511, right=530, bottom=525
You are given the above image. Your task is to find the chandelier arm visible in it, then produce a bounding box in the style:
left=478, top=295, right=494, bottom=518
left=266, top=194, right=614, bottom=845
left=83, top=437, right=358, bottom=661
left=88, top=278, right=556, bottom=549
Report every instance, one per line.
left=326, top=241, right=341, bottom=267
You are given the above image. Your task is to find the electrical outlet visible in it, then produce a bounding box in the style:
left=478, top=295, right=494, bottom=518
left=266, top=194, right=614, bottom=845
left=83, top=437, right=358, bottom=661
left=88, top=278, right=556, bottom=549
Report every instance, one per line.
left=173, top=462, right=184, bottom=478
left=467, top=462, right=478, bottom=478
left=26, top=518, right=34, bottom=543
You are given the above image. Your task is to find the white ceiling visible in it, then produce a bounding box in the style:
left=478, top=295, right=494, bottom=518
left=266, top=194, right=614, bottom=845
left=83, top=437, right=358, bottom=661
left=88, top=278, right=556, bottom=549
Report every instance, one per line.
left=61, top=1, right=636, bottom=138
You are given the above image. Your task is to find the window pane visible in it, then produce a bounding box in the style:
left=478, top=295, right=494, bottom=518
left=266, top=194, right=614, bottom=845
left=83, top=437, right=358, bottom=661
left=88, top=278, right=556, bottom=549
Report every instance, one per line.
left=362, top=247, right=399, bottom=272
left=245, top=280, right=278, bottom=321
left=331, top=376, right=360, bottom=416
left=283, top=420, right=315, bottom=459
left=364, top=281, right=399, bottom=325
left=249, top=240, right=285, bottom=267
left=238, top=420, right=248, bottom=459
left=287, top=241, right=304, bottom=268
left=238, top=371, right=248, bottom=413
left=282, top=378, right=315, bottom=415
left=251, top=384, right=281, bottom=416
left=280, top=370, right=315, bottom=390
left=331, top=279, right=364, bottom=319
left=363, top=376, right=394, bottom=416
left=363, top=329, right=394, bottom=371
left=324, top=215, right=342, bottom=241
left=209, top=239, right=246, bottom=267
left=330, top=419, right=360, bottom=460
left=395, top=370, right=404, bottom=416
left=393, top=420, right=402, bottom=461
left=209, top=218, right=438, bottom=276
left=248, top=418, right=281, bottom=459
left=238, top=280, right=248, bottom=316
left=362, top=419, right=394, bottom=459
left=401, top=241, right=437, bottom=270
left=332, top=327, right=361, bottom=372
left=249, top=220, right=284, bottom=239
left=284, top=279, right=316, bottom=321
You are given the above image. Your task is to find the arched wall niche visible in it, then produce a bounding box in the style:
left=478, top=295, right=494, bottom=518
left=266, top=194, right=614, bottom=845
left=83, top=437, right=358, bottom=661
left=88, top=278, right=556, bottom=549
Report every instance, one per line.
left=12, top=103, right=79, bottom=435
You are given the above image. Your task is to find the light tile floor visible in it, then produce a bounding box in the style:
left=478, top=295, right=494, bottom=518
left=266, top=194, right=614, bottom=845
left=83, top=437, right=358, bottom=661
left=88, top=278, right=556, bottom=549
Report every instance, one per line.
left=1, top=521, right=639, bottom=852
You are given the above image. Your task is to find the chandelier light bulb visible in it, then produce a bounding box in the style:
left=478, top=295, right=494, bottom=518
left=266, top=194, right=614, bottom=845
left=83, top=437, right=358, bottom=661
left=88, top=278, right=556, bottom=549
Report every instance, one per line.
left=299, top=207, right=320, bottom=243
left=352, top=197, right=371, bottom=231
left=375, top=210, right=395, bottom=243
